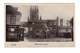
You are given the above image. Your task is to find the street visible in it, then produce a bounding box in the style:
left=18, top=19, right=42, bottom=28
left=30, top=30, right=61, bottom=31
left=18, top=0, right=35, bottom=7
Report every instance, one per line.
left=20, top=37, right=72, bottom=42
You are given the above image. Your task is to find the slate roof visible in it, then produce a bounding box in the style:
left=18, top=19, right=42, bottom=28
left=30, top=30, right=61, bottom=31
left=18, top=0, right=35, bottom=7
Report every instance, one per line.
left=6, top=5, right=21, bottom=15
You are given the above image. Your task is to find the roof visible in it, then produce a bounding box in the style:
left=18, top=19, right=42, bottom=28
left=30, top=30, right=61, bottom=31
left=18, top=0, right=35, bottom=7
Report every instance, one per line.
left=28, top=19, right=57, bottom=23
left=47, top=20, right=57, bottom=22
left=28, top=20, right=47, bottom=23
left=6, top=5, right=21, bottom=15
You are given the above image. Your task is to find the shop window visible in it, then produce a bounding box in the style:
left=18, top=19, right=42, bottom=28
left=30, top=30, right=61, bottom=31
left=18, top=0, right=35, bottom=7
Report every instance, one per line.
left=32, top=22, right=35, bottom=25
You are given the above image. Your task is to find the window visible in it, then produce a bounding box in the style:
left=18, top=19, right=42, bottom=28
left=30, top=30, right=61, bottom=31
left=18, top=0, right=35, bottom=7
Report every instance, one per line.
left=59, top=29, right=61, bottom=31
left=66, top=29, right=68, bottom=31
left=32, top=15, right=34, bottom=20
left=10, top=28, right=15, bottom=32
left=54, top=29, right=56, bottom=31
left=50, top=27, right=52, bottom=30
left=54, top=22, right=56, bottom=25
left=10, top=16, right=16, bottom=24
left=50, top=22, right=52, bottom=25
left=30, top=27, right=32, bottom=31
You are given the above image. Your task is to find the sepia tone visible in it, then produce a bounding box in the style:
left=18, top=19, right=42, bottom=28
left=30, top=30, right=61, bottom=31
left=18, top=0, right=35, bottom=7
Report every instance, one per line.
left=5, top=3, right=75, bottom=47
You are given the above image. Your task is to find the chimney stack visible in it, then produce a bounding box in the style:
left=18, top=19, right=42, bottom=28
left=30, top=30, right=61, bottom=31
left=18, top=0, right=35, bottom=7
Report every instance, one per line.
left=57, top=17, right=59, bottom=26
left=60, top=19, right=63, bottom=26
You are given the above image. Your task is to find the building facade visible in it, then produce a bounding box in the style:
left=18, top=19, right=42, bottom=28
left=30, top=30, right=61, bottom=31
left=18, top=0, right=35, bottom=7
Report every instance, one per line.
left=6, top=5, right=24, bottom=41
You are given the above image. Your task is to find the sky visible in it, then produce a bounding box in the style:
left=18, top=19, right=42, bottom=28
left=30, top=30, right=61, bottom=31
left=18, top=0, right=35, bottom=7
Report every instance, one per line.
left=10, top=3, right=74, bottom=26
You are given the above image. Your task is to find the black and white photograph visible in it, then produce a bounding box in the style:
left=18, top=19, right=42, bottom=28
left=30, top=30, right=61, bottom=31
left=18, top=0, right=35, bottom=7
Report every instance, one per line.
left=5, top=3, right=75, bottom=47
